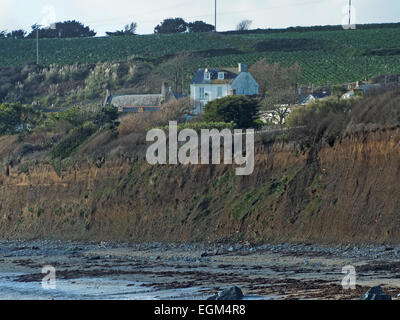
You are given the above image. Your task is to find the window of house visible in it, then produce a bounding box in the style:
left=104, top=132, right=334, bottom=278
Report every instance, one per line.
left=217, top=86, right=223, bottom=97
left=199, top=87, right=205, bottom=99
left=218, top=72, right=224, bottom=80
left=200, top=101, right=206, bottom=113
left=204, top=71, right=210, bottom=81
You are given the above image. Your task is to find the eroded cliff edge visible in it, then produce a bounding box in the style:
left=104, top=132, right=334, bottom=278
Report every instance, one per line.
left=0, top=128, right=399, bottom=244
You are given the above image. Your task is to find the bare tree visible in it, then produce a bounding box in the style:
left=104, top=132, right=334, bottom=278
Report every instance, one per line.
left=124, top=22, right=137, bottom=35
left=157, top=52, right=193, bottom=94
left=236, top=20, right=252, bottom=31
left=249, top=59, right=302, bottom=125
left=106, top=22, right=137, bottom=36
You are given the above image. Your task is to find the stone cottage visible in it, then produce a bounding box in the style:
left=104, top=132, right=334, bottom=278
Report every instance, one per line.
left=104, top=82, right=176, bottom=113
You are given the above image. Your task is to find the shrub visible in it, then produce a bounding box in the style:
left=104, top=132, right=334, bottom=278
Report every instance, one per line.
left=345, top=88, right=400, bottom=133
left=49, top=105, right=119, bottom=160
left=0, top=102, right=43, bottom=134
left=286, top=98, right=352, bottom=129
left=286, top=89, right=400, bottom=146
left=50, top=121, right=97, bottom=159
left=52, top=105, right=119, bottom=128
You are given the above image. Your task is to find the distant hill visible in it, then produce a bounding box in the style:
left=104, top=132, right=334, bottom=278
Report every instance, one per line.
left=1, top=23, right=400, bottom=85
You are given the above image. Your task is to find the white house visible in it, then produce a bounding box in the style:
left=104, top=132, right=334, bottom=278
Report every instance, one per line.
left=342, top=83, right=382, bottom=99
left=190, top=63, right=259, bottom=114
left=300, top=91, right=330, bottom=105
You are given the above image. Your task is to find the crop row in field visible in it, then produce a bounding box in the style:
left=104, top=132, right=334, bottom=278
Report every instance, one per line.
left=1, top=26, right=400, bottom=85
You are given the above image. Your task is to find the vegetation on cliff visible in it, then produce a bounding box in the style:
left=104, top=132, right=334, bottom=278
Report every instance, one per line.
left=0, top=81, right=399, bottom=243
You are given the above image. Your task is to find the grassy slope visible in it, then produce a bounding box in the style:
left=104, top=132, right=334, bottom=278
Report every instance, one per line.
left=1, top=128, right=399, bottom=244
left=1, top=25, right=400, bottom=85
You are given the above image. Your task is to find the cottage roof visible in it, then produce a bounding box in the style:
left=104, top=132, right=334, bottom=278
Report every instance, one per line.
left=356, top=83, right=381, bottom=92
left=300, top=91, right=330, bottom=104
left=191, top=68, right=238, bottom=85
left=108, top=94, right=165, bottom=108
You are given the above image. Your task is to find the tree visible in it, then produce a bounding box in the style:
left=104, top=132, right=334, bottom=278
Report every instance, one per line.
left=0, top=31, right=6, bottom=39
left=0, top=103, right=43, bottom=134
left=95, top=105, right=119, bottom=127
left=125, top=22, right=137, bottom=35
left=157, top=52, right=193, bottom=94
left=6, top=29, right=26, bottom=39
left=203, top=96, right=259, bottom=129
left=154, top=18, right=187, bottom=34
left=249, top=59, right=302, bottom=125
left=187, top=21, right=215, bottom=33
left=27, top=23, right=56, bottom=38
left=331, top=84, right=347, bottom=98
left=106, top=22, right=137, bottom=36
left=236, top=20, right=252, bottom=31
left=27, top=20, right=96, bottom=38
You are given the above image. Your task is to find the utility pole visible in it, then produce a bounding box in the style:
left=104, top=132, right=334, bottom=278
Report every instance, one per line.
left=215, top=0, right=217, bottom=32
left=36, top=25, right=39, bottom=65
left=36, top=23, right=56, bottom=65
left=348, top=0, right=352, bottom=26
left=36, top=24, right=43, bottom=65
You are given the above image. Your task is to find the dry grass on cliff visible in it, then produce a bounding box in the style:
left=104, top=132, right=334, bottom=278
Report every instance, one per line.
left=70, top=98, right=194, bottom=157
left=345, top=88, right=400, bottom=134
left=75, top=130, right=116, bottom=157
left=118, top=98, right=191, bottom=136
left=0, top=135, right=17, bottom=162
left=287, top=88, right=400, bottom=146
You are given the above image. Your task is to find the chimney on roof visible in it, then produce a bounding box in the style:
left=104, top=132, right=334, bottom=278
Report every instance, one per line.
left=238, top=63, right=247, bottom=73
left=161, top=82, right=168, bottom=98
left=103, top=89, right=111, bottom=107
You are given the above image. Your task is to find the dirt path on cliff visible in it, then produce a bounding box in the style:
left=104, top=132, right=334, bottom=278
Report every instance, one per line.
left=0, top=240, right=400, bottom=300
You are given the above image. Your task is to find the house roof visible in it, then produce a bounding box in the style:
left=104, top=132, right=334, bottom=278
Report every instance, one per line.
left=301, top=92, right=330, bottom=104
left=108, top=94, right=165, bottom=108
left=356, top=83, right=381, bottom=92
left=342, top=91, right=355, bottom=99
left=191, top=68, right=239, bottom=85
left=311, top=91, right=330, bottom=99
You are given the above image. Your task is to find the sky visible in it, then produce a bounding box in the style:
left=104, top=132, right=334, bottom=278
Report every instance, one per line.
left=0, top=0, right=399, bottom=36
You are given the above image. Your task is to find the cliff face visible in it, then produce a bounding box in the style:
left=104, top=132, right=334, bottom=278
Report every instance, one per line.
left=0, top=128, right=399, bottom=244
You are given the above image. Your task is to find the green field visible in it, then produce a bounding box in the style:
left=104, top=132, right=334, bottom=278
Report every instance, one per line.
left=1, top=25, right=400, bottom=85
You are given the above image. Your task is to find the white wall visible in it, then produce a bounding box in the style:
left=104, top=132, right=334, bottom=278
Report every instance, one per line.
left=190, top=84, right=232, bottom=114
left=190, top=72, right=259, bottom=114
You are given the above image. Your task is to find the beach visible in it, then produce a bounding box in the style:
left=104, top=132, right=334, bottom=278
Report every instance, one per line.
left=0, top=240, right=399, bottom=300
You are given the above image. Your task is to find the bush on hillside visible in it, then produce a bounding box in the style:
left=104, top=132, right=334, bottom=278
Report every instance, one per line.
left=49, top=105, right=119, bottom=160
left=203, top=96, right=260, bottom=129
left=50, top=122, right=97, bottom=160
left=286, top=88, right=400, bottom=146
left=0, top=103, right=43, bottom=134
left=286, top=98, right=353, bottom=145
left=27, top=21, right=96, bottom=39
left=154, top=18, right=187, bottom=34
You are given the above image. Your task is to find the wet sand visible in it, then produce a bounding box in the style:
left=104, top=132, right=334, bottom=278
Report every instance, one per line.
left=1, top=240, right=400, bottom=300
